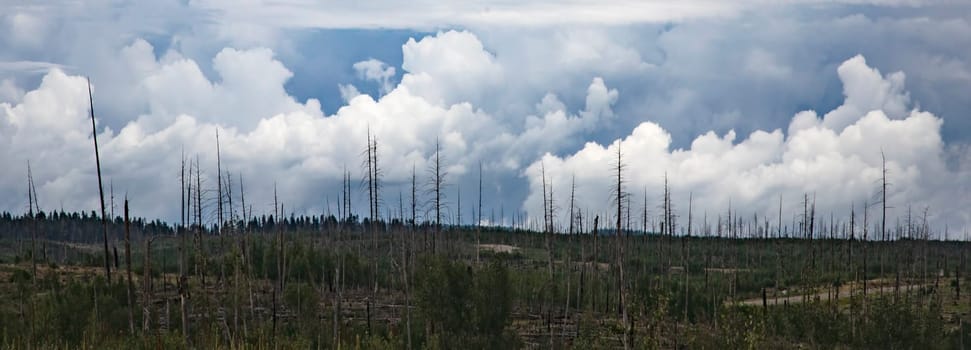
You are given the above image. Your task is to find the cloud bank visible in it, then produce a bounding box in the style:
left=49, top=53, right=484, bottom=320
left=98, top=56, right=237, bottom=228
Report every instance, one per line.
left=525, top=55, right=970, bottom=236
left=1, top=4, right=969, bottom=235
left=0, top=31, right=625, bottom=226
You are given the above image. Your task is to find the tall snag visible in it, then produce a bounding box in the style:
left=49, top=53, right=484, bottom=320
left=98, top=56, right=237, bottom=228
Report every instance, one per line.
left=26, top=161, right=38, bottom=279
left=195, top=156, right=205, bottom=288
left=427, top=139, right=446, bottom=253
left=476, top=163, right=483, bottom=264
left=124, top=198, right=135, bottom=336
left=216, top=130, right=227, bottom=288
left=613, top=144, right=630, bottom=349
left=411, top=165, right=418, bottom=247
left=87, top=78, right=112, bottom=283
left=179, top=149, right=191, bottom=346
left=541, top=162, right=554, bottom=278
left=880, top=151, right=890, bottom=281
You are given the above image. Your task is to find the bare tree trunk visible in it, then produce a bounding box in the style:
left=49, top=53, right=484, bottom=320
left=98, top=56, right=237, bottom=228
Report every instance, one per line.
left=863, top=201, right=870, bottom=314
left=275, top=184, right=283, bottom=294
left=27, top=162, right=38, bottom=280
left=364, top=130, right=380, bottom=294
left=225, top=172, right=240, bottom=345
left=216, top=131, right=223, bottom=234
left=403, top=217, right=414, bottom=350
left=125, top=198, right=135, bottom=336
left=477, top=163, right=483, bottom=265
left=542, top=162, right=553, bottom=279
left=430, top=139, right=445, bottom=254
left=216, top=131, right=227, bottom=291
left=195, top=157, right=205, bottom=289
left=333, top=197, right=344, bottom=349
left=614, top=145, right=630, bottom=350
left=143, top=236, right=154, bottom=332
left=87, top=78, right=112, bottom=283
left=179, top=151, right=191, bottom=347
left=541, top=163, right=555, bottom=349
left=685, top=193, right=692, bottom=322
left=882, top=152, right=888, bottom=280
left=241, top=176, right=254, bottom=340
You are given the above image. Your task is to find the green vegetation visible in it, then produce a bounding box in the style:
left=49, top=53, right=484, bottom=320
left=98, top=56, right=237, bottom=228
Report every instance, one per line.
left=0, top=210, right=967, bottom=349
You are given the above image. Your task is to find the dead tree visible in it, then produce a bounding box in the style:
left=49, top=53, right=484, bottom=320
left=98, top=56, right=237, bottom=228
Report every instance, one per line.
left=811, top=194, right=816, bottom=269
left=642, top=188, right=648, bottom=235
left=880, top=152, right=890, bottom=281
left=216, top=131, right=227, bottom=288
left=775, top=193, right=782, bottom=238
left=179, top=150, right=191, bottom=347
left=26, top=161, right=38, bottom=279
left=239, top=173, right=256, bottom=337
left=662, top=173, right=675, bottom=271
left=562, top=175, right=578, bottom=344
left=87, top=78, right=112, bottom=283
left=428, top=139, right=446, bottom=253
left=685, top=192, right=692, bottom=321
left=226, top=171, right=240, bottom=342
left=362, top=130, right=381, bottom=293
left=372, top=130, right=380, bottom=223
left=863, top=200, right=870, bottom=310
left=476, top=163, right=483, bottom=264
left=124, top=198, right=135, bottom=336
left=411, top=164, right=418, bottom=243
left=849, top=203, right=855, bottom=279
left=143, top=234, right=155, bottom=332
left=541, top=162, right=554, bottom=278
left=365, top=130, right=374, bottom=221
left=216, top=130, right=223, bottom=234
left=275, top=184, right=284, bottom=293
left=568, top=175, right=577, bottom=236
left=195, top=156, right=205, bottom=288
left=612, top=144, right=630, bottom=349
left=403, top=221, right=414, bottom=350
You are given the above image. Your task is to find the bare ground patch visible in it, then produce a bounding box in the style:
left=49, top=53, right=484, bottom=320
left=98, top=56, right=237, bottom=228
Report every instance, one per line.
left=478, top=244, right=520, bottom=254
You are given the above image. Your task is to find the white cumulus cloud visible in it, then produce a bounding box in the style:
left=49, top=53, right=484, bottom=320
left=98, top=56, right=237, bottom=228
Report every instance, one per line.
left=0, top=31, right=623, bottom=225
left=525, top=55, right=970, bottom=235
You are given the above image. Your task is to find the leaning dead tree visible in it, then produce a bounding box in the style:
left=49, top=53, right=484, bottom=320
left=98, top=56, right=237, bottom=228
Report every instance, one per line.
left=87, top=78, right=112, bottom=283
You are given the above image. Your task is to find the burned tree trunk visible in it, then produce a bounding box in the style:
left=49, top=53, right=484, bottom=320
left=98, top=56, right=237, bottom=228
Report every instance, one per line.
left=179, top=151, right=191, bottom=347
left=87, top=78, right=112, bottom=283
left=124, top=198, right=135, bottom=336
left=143, top=236, right=154, bottom=332
left=613, top=145, right=630, bottom=349
left=477, top=163, right=483, bottom=265
left=27, top=161, right=38, bottom=279
left=428, top=139, right=445, bottom=254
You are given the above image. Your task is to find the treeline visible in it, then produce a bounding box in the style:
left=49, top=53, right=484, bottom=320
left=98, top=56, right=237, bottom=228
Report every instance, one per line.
left=0, top=209, right=495, bottom=247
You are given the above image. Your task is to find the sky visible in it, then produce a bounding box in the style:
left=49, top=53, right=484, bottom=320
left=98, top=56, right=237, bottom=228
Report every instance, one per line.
left=1, top=0, right=969, bottom=236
